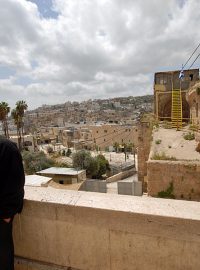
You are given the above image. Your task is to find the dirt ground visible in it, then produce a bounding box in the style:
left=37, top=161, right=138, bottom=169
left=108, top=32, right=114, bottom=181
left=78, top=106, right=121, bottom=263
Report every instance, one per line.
left=151, top=126, right=200, bottom=161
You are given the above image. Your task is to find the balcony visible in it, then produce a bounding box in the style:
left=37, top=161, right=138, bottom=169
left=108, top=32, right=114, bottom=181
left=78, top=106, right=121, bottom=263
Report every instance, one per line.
left=14, top=187, right=200, bottom=270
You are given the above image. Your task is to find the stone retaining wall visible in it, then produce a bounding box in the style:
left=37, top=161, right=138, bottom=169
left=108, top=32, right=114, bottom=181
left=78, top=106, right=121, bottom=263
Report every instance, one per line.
left=147, top=160, right=200, bottom=201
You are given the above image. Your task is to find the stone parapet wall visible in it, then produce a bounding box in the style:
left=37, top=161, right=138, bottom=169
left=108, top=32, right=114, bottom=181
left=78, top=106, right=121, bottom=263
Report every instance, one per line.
left=147, top=160, right=200, bottom=201
left=14, top=187, right=200, bottom=270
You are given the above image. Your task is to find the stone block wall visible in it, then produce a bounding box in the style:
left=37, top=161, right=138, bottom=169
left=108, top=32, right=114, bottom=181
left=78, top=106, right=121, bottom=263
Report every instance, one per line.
left=14, top=187, right=200, bottom=270
left=137, top=121, right=152, bottom=190
left=147, top=160, right=200, bottom=201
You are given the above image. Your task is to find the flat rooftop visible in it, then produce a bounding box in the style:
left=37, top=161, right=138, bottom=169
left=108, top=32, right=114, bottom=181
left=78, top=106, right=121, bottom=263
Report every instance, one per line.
left=25, top=175, right=52, bottom=187
left=37, top=167, right=85, bottom=176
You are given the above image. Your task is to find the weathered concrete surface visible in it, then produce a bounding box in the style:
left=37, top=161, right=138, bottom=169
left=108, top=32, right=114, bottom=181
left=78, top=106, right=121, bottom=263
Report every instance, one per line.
left=14, top=187, right=200, bottom=270
left=79, top=179, right=107, bottom=193
left=147, top=160, right=200, bottom=201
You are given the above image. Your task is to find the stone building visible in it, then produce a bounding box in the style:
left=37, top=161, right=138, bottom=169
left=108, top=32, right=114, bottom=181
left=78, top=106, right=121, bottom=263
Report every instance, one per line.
left=84, top=124, right=138, bottom=151
left=154, top=69, right=199, bottom=121
left=37, top=167, right=86, bottom=184
left=187, top=81, right=200, bottom=126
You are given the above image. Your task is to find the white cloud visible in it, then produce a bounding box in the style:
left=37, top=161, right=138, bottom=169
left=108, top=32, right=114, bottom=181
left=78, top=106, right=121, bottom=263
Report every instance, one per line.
left=0, top=0, right=200, bottom=109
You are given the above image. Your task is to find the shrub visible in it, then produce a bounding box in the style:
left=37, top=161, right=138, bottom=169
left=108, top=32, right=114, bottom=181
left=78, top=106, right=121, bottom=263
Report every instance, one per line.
left=47, top=146, right=54, bottom=154
left=155, top=139, right=162, bottom=144
left=22, top=150, right=55, bottom=174
left=66, top=148, right=72, bottom=157
left=157, top=182, right=175, bottom=199
left=183, top=132, right=195, bottom=140
left=151, top=152, right=177, bottom=161
left=72, top=150, right=110, bottom=179
left=196, top=87, right=200, bottom=95
left=55, top=162, right=70, bottom=168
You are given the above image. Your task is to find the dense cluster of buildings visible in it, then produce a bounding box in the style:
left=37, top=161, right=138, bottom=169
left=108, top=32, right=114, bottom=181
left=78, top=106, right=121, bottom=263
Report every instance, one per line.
left=23, top=95, right=153, bottom=132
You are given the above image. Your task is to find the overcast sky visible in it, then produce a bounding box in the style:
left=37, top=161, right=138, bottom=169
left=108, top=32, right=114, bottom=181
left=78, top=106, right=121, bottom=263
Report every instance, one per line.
left=0, top=0, right=200, bottom=109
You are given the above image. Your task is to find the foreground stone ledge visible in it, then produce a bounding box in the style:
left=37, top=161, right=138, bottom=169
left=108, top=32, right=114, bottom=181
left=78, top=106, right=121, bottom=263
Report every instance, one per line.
left=14, top=187, right=200, bottom=270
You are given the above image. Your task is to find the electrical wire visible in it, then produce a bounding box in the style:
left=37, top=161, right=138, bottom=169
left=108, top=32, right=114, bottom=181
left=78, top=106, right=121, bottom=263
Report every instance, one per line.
left=182, top=42, right=200, bottom=70
left=188, top=53, right=200, bottom=69
left=87, top=125, right=134, bottom=141
left=96, top=128, right=134, bottom=147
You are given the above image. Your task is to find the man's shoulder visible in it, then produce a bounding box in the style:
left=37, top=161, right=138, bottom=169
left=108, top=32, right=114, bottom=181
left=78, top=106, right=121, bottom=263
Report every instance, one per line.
left=0, top=138, right=18, bottom=151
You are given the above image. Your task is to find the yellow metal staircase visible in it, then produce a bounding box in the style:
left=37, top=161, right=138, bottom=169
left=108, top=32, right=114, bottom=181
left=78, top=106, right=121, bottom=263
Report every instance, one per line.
left=171, top=89, right=182, bottom=129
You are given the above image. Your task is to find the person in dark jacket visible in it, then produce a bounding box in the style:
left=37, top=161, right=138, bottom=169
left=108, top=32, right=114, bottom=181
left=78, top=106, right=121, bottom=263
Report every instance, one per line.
left=0, top=138, right=25, bottom=270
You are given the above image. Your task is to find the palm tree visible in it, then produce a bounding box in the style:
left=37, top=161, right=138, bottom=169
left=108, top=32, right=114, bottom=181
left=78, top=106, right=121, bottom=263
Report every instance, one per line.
left=113, top=142, right=120, bottom=153
left=11, top=108, right=22, bottom=149
left=16, top=100, right=28, bottom=148
left=0, top=102, right=10, bottom=138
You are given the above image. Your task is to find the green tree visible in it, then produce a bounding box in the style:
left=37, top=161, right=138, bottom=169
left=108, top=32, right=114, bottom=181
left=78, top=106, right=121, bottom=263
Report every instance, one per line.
left=16, top=100, right=28, bottom=146
left=11, top=108, right=22, bottom=150
left=72, top=150, right=110, bottom=179
left=11, top=101, right=28, bottom=151
left=113, top=142, right=120, bottom=152
left=0, top=102, right=10, bottom=138
left=95, top=154, right=110, bottom=179
left=22, top=151, right=54, bottom=174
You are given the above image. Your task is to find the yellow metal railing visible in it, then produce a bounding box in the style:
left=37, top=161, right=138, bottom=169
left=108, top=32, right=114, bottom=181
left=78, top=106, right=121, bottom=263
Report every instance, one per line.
left=171, top=89, right=183, bottom=129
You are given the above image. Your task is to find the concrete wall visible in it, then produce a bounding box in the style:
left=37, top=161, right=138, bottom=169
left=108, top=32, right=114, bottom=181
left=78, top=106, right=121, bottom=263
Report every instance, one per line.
left=106, top=169, right=135, bottom=183
left=117, top=181, right=142, bottom=196
left=79, top=179, right=107, bottom=193
left=137, top=121, right=152, bottom=190
left=147, top=160, right=200, bottom=201
left=14, top=187, right=200, bottom=270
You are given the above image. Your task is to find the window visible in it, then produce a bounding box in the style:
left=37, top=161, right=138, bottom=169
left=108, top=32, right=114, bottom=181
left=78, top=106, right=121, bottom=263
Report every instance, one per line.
left=104, top=139, right=106, bottom=142
left=59, top=180, right=64, bottom=184
left=190, top=74, right=193, bottom=81
left=104, top=130, right=107, bottom=133
left=122, top=139, right=124, bottom=143
left=96, top=131, right=98, bottom=133
left=196, top=103, right=198, bottom=118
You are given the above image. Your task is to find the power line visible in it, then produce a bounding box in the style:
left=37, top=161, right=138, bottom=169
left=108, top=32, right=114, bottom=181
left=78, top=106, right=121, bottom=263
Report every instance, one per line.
left=182, top=42, right=200, bottom=70
left=88, top=126, right=134, bottom=141
left=96, top=128, right=133, bottom=147
left=188, top=53, right=200, bottom=69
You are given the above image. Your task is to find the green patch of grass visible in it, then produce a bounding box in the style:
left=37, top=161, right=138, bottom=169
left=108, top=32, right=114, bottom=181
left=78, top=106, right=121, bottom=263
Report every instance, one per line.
left=151, top=152, right=177, bottom=161
left=183, top=132, right=195, bottom=140
left=189, top=125, right=198, bottom=132
left=155, top=139, right=162, bottom=144
left=157, top=182, right=175, bottom=199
